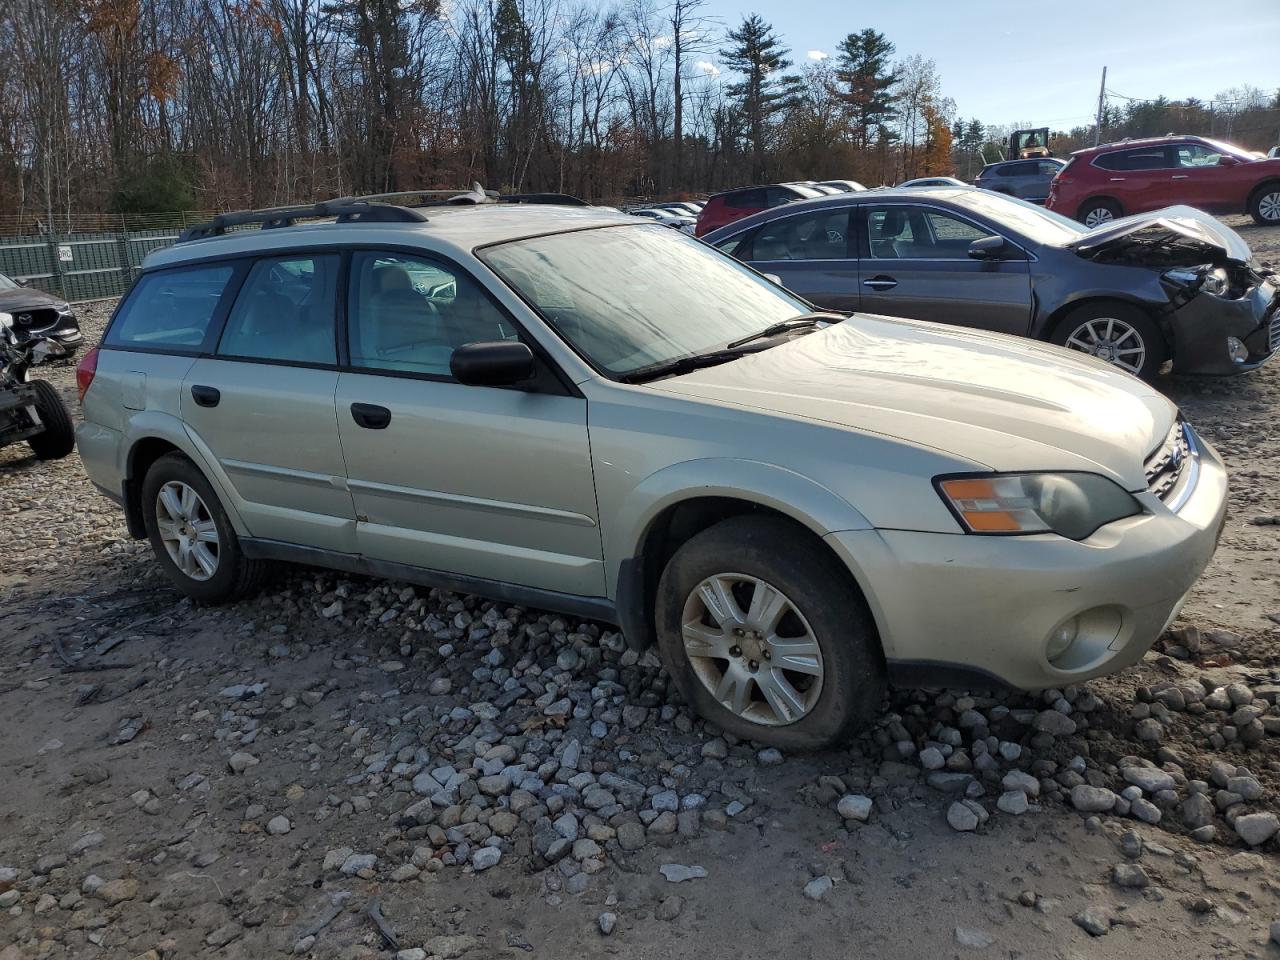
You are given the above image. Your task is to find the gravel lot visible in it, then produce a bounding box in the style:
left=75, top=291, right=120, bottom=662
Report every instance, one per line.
left=1, top=216, right=1278, bottom=960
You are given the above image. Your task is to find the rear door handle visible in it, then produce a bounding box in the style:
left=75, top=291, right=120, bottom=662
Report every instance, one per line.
left=1109, top=177, right=1126, bottom=182
left=862, top=276, right=898, bottom=291
left=350, top=402, right=391, bottom=430
left=190, top=384, right=220, bottom=407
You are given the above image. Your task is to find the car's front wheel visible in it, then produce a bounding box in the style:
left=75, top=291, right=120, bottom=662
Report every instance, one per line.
left=1077, top=197, right=1120, bottom=227
left=26, top=380, right=75, bottom=460
left=655, top=516, right=885, bottom=750
left=1248, top=182, right=1280, bottom=225
left=1051, top=301, right=1165, bottom=381
left=141, top=452, right=270, bottom=602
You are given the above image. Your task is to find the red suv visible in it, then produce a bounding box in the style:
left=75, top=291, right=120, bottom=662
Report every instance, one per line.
left=695, top=182, right=825, bottom=237
left=1046, top=136, right=1280, bottom=228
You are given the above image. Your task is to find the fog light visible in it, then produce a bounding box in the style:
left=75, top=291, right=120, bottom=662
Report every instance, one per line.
left=1047, top=617, right=1079, bottom=661
left=1227, top=336, right=1248, bottom=364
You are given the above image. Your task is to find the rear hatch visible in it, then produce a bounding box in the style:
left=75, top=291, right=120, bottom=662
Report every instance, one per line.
left=1066, top=205, right=1253, bottom=268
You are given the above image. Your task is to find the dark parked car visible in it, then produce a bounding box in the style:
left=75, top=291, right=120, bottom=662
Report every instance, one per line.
left=705, top=188, right=1279, bottom=380
left=975, top=158, right=1065, bottom=204
left=1047, top=135, right=1280, bottom=227
left=0, top=272, right=83, bottom=352
left=695, top=182, right=825, bottom=236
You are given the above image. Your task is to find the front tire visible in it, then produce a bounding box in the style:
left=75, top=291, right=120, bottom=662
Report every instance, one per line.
left=1077, top=197, right=1121, bottom=227
left=1248, top=183, right=1280, bottom=225
left=1050, top=301, right=1166, bottom=381
left=26, top=380, right=75, bottom=460
left=655, top=516, right=885, bottom=751
left=141, top=453, right=269, bottom=602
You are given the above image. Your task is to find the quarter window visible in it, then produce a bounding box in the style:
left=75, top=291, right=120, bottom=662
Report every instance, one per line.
left=749, top=209, right=850, bottom=261
left=217, top=254, right=338, bottom=364
left=105, top=263, right=235, bottom=350
left=347, top=252, right=513, bottom=377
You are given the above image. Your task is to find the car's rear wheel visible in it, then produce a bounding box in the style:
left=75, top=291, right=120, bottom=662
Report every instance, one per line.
left=141, top=452, right=270, bottom=602
left=26, top=379, right=75, bottom=460
left=1077, top=197, right=1121, bottom=227
left=655, top=516, right=884, bottom=751
left=1248, top=183, right=1280, bottom=225
left=1051, top=301, right=1165, bottom=381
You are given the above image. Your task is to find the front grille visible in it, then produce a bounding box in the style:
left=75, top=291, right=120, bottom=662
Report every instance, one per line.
left=1269, top=310, right=1280, bottom=353
left=9, top=307, right=59, bottom=331
left=1144, top=421, right=1193, bottom=505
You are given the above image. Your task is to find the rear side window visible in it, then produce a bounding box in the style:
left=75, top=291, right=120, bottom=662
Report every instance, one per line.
left=217, top=254, right=338, bottom=364
left=725, top=189, right=765, bottom=209
left=106, top=264, right=235, bottom=351
left=749, top=208, right=850, bottom=261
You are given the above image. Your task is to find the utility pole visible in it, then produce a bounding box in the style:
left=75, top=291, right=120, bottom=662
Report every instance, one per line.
left=1093, top=66, right=1107, bottom=146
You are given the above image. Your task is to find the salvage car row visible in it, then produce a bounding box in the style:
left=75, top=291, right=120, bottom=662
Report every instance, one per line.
left=65, top=190, right=1249, bottom=751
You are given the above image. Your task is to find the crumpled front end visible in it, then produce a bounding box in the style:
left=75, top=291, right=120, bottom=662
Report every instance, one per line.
left=1163, top=265, right=1279, bottom=375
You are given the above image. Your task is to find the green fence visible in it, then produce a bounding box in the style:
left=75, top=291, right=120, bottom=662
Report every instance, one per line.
left=0, top=229, right=181, bottom=302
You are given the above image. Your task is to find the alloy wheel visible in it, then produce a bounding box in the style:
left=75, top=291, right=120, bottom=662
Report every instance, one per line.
left=680, top=573, right=824, bottom=726
left=1083, top=206, right=1115, bottom=228
left=155, top=481, right=219, bottom=581
left=1063, top=317, right=1147, bottom=375
left=1259, top=191, right=1280, bottom=223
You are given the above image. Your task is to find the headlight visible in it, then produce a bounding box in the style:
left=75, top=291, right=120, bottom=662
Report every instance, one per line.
left=936, top=472, right=1141, bottom=540
left=55, top=301, right=73, bottom=315
left=1162, top=265, right=1228, bottom=295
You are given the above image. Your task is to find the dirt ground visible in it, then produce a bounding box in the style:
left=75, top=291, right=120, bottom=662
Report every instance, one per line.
left=1, top=216, right=1278, bottom=960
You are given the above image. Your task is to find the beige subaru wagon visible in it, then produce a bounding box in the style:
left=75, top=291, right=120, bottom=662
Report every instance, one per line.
left=75, top=197, right=1227, bottom=749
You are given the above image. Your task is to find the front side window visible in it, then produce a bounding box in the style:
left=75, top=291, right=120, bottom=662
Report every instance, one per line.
left=1175, top=143, right=1223, bottom=167
left=218, top=254, right=338, bottom=364
left=481, top=224, right=809, bottom=377
left=347, top=252, right=513, bottom=377
left=866, top=206, right=988, bottom=259
left=106, top=263, right=235, bottom=350
left=749, top=208, right=850, bottom=261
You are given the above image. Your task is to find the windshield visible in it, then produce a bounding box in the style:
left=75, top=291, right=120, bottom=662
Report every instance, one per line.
left=1198, top=137, right=1256, bottom=161
left=954, top=191, right=1086, bottom=245
left=481, top=224, right=811, bottom=377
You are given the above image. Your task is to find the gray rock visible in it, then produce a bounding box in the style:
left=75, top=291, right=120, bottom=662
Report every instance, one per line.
left=1270, top=920, right=1280, bottom=947
left=954, top=926, right=995, bottom=948
left=919, top=747, right=945, bottom=770
left=1234, top=812, right=1280, bottom=847
left=340, top=853, right=377, bottom=875
left=655, top=895, right=683, bottom=921
left=1074, top=905, right=1111, bottom=936
left=598, top=912, right=617, bottom=936
left=1033, top=710, right=1077, bottom=736
left=1112, top=863, right=1150, bottom=888
left=947, top=801, right=980, bottom=832
left=617, top=822, right=645, bottom=851
left=1001, top=770, right=1040, bottom=797
left=477, top=774, right=512, bottom=797
left=472, top=847, right=502, bottom=871
left=757, top=747, right=784, bottom=766
left=659, top=863, right=707, bottom=883
left=803, top=875, right=834, bottom=901
left=1122, top=766, right=1174, bottom=794
left=266, top=815, right=291, bottom=835
left=1070, top=785, right=1118, bottom=813
left=700, top=739, right=729, bottom=760
left=1130, top=798, right=1161, bottom=825
left=228, top=751, right=259, bottom=774
left=997, top=790, right=1029, bottom=815
left=1181, top=792, right=1215, bottom=829
left=836, top=795, right=873, bottom=822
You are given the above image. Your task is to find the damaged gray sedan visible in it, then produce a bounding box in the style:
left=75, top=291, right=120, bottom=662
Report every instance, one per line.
left=707, top=190, right=1279, bottom=380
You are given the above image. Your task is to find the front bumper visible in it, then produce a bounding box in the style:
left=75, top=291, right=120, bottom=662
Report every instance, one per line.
left=1170, top=276, right=1278, bottom=375
left=825, top=436, right=1228, bottom=691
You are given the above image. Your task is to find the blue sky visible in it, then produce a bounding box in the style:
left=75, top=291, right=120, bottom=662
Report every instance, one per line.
left=693, top=0, right=1280, bottom=129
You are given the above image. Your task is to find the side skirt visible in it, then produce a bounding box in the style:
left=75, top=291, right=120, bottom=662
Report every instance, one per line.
left=240, top=537, right=618, bottom=625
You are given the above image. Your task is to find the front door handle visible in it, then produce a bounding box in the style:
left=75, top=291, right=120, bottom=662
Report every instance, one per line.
left=1171, top=174, right=1189, bottom=180
left=862, top=276, right=898, bottom=291
left=190, top=384, right=220, bottom=407
left=1109, top=177, right=1126, bottom=182
left=350, top=402, right=391, bottom=430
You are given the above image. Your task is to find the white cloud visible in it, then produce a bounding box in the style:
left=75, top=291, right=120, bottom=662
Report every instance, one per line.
left=807, top=49, right=828, bottom=61
left=695, top=60, right=720, bottom=78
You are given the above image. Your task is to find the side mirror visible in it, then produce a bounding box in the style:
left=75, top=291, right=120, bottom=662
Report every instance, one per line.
left=450, top=341, right=536, bottom=387
left=968, top=235, right=1010, bottom=260
left=1217, top=154, right=1239, bottom=167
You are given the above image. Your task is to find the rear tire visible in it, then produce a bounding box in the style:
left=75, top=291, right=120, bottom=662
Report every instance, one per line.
left=1050, top=301, right=1166, bottom=381
left=1248, top=182, right=1280, bottom=225
left=655, top=515, right=885, bottom=751
left=26, top=380, right=75, bottom=460
left=141, top=452, right=270, bottom=602
left=1077, top=197, right=1121, bottom=227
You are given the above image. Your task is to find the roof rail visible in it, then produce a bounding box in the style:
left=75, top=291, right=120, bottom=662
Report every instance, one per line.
left=178, top=198, right=428, bottom=243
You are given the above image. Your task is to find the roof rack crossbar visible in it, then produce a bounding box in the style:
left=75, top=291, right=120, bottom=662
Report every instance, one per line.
left=178, top=198, right=428, bottom=243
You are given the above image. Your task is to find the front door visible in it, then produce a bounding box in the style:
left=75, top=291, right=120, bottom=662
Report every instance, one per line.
left=743, top=206, right=860, bottom=311
left=1168, top=142, right=1241, bottom=212
left=334, top=250, right=604, bottom=598
left=181, top=252, right=355, bottom=553
left=856, top=204, right=1032, bottom=336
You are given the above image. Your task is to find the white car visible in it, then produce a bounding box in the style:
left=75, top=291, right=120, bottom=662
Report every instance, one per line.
left=76, top=200, right=1227, bottom=749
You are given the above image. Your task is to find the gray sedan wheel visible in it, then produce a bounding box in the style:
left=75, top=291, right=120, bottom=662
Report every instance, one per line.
left=656, top=516, right=885, bottom=750
left=1051, top=302, right=1164, bottom=381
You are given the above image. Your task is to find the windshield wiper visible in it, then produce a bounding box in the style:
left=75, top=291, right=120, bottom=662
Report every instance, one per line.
left=724, top=312, right=845, bottom=350
left=619, top=349, right=747, bottom=384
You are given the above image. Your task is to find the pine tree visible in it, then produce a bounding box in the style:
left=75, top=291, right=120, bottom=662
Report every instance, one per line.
left=834, top=28, right=897, bottom=149
left=720, top=15, right=798, bottom=182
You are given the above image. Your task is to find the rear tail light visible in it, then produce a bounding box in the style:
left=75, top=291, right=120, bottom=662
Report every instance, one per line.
left=76, top=346, right=99, bottom=403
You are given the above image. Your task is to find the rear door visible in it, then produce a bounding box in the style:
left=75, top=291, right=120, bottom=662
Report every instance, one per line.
left=1108, top=146, right=1178, bottom=212
left=334, top=250, right=604, bottom=597
left=855, top=202, right=1032, bottom=335
left=181, top=252, right=356, bottom=553
left=741, top=206, right=859, bottom=311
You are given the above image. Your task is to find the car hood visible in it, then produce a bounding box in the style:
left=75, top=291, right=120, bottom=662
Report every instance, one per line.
left=1066, top=205, right=1252, bottom=267
left=0, top=286, right=66, bottom=311
left=647, top=316, right=1177, bottom=491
